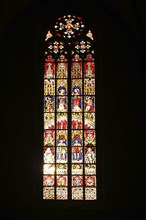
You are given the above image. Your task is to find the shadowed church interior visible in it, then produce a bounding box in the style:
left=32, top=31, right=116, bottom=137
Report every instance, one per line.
left=0, top=0, right=145, bottom=219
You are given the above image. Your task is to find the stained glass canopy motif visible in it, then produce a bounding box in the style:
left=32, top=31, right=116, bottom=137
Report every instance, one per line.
left=43, top=14, right=97, bottom=201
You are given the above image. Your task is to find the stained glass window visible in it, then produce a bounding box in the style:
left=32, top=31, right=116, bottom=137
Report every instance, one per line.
left=43, top=14, right=97, bottom=200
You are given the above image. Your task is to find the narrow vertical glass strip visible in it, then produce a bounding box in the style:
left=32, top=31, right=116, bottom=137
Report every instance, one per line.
left=43, top=55, right=56, bottom=200
left=56, top=55, right=68, bottom=200
left=71, top=55, right=83, bottom=200
left=84, top=53, right=97, bottom=200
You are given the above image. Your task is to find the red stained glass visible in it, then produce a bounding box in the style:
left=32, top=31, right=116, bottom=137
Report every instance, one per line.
left=43, top=14, right=97, bottom=200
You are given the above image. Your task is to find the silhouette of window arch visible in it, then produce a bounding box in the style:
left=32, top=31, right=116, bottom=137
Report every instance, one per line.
left=43, top=14, right=97, bottom=200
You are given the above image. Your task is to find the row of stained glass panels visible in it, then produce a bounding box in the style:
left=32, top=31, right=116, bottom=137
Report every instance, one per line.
left=44, top=96, right=95, bottom=112
left=44, top=164, right=96, bottom=175
left=43, top=187, right=96, bottom=200
left=44, top=61, right=95, bottom=79
left=44, top=147, right=96, bottom=164
left=44, top=130, right=96, bottom=146
left=44, top=113, right=95, bottom=129
left=44, top=79, right=95, bottom=95
left=43, top=175, right=96, bottom=186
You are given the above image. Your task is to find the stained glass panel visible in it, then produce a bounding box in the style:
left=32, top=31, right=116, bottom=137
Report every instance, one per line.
left=84, top=113, right=95, bottom=129
left=56, top=97, right=68, bottom=112
left=72, top=187, right=83, bottom=200
left=71, top=55, right=82, bottom=78
left=72, top=113, right=83, bottom=129
left=43, top=164, right=55, bottom=175
left=56, top=113, right=68, bottom=129
left=43, top=14, right=97, bottom=200
left=84, top=96, right=95, bottom=112
left=56, top=147, right=68, bottom=163
left=84, top=79, right=95, bottom=95
left=44, top=55, right=55, bottom=78
left=85, top=188, right=97, bottom=200
left=43, top=175, right=55, bottom=186
left=72, top=164, right=83, bottom=175
left=43, top=187, right=54, bottom=200
left=44, top=130, right=55, bottom=146
left=72, top=176, right=83, bottom=186
left=84, top=147, right=96, bottom=164
left=85, top=164, right=96, bottom=175
left=56, top=187, right=68, bottom=200
left=72, top=147, right=83, bottom=163
left=44, top=113, right=55, bottom=129
left=44, top=95, right=55, bottom=112
left=72, top=79, right=82, bottom=95
left=56, top=176, right=68, bottom=186
left=57, top=79, right=67, bottom=95
left=57, top=61, right=68, bottom=78
left=56, top=164, right=68, bottom=175
left=43, top=147, right=55, bottom=163
left=72, top=96, right=82, bottom=112
left=84, top=130, right=96, bottom=146
left=85, top=176, right=96, bottom=186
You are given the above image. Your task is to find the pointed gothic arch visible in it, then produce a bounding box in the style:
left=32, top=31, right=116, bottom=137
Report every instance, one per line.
left=43, top=14, right=97, bottom=200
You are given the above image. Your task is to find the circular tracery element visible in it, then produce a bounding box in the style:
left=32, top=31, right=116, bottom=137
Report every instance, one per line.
left=54, top=15, right=85, bottom=39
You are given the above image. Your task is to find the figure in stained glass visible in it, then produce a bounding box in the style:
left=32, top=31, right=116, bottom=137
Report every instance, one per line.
left=57, top=113, right=67, bottom=129
left=44, top=113, right=55, bottom=129
left=72, top=113, right=82, bottom=129
left=43, top=147, right=55, bottom=163
left=56, top=147, right=68, bottom=163
left=56, top=97, right=67, bottom=112
left=71, top=55, right=82, bottom=78
left=44, top=95, right=55, bottom=112
left=84, top=96, right=95, bottom=112
left=44, top=130, right=55, bottom=146
left=84, top=147, right=96, bottom=164
left=72, top=96, right=82, bottom=112
left=57, top=176, right=67, bottom=186
left=44, top=56, right=55, bottom=78
left=56, top=130, right=68, bottom=146
left=72, top=147, right=83, bottom=163
left=57, top=79, right=67, bottom=95
left=43, top=176, right=55, bottom=186
left=84, top=62, right=95, bottom=78
left=57, top=62, right=67, bottom=78
left=84, top=113, right=95, bottom=129
left=72, top=79, right=82, bottom=95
